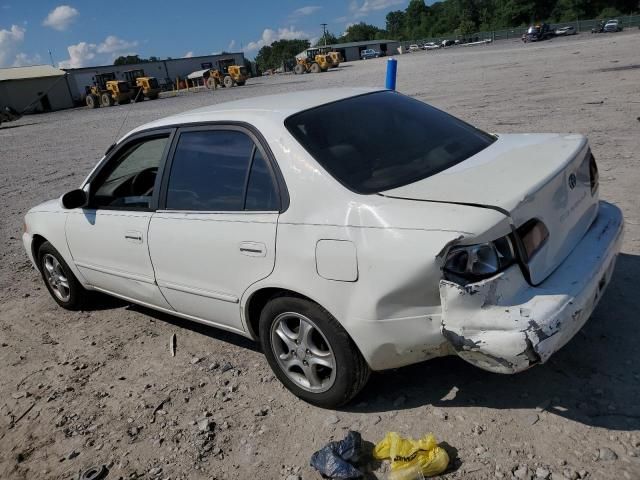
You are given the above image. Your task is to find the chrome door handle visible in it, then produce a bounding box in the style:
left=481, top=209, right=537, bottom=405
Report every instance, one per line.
left=239, top=242, right=266, bottom=257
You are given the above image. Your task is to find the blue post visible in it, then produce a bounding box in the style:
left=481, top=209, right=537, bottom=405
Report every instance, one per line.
left=385, top=57, right=397, bottom=90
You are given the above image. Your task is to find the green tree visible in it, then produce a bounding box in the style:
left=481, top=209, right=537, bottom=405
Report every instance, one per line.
left=255, top=39, right=310, bottom=71
left=386, top=10, right=406, bottom=39
left=598, top=6, right=622, bottom=18
left=114, top=55, right=144, bottom=65
left=339, top=22, right=386, bottom=42
left=315, top=32, right=339, bottom=46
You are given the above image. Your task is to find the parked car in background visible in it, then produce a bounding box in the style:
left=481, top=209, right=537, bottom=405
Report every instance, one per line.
left=441, top=39, right=455, bottom=47
left=23, top=88, right=623, bottom=407
left=424, top=42, right=441, bottom=50
left=408, top=44, right=421, bottom=52
left=604, top=19, right=623, bottom=32
left=360, top=48, right=380, bottom=59
left=555, top=25, right=576, bottom=35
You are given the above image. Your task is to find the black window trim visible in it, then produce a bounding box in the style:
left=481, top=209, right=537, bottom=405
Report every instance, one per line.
left=157, top=122, right=287, bottom=213
left=84, top=128, right=176, bottom=212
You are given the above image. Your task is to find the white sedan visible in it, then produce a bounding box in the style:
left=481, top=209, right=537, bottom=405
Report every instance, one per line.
left=23, top=88, right=623, bottom=407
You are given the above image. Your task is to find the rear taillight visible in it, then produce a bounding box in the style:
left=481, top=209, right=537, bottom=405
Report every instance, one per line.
left=589, top=152, right=599, bottom=195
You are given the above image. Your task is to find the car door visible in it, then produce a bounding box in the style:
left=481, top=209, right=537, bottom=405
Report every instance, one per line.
left=65, top=129, right=174, bottom=309
left=148, top=125, right=283, bottom=332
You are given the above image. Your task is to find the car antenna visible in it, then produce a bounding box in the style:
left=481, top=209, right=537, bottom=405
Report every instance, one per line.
left=112, top=87, right=143, bottom=145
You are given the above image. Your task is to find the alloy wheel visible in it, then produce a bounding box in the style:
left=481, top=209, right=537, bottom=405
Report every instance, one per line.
left=270, top=312, right=337, bottom=393
left=42, top=254, right=71, bottom=302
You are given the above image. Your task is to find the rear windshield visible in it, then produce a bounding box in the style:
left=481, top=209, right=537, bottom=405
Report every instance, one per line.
left=284, top=91, right=496, bottom=194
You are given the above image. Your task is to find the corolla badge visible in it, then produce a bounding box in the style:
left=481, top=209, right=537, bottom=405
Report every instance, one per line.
left=568, top=173, right=577, bottom=190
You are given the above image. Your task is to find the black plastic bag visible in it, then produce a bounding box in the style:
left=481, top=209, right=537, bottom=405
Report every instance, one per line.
left=310, top=430, right=364, bottom=479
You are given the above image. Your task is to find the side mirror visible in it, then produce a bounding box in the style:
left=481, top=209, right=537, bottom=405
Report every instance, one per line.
left=61, top=189, right=88, bottom=209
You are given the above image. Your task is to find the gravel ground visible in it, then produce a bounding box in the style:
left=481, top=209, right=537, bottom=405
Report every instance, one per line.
left=1, top=31, right=640, bottom=480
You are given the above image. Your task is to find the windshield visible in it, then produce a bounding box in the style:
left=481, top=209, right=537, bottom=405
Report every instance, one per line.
left=284, top=91, right=496, bottom=194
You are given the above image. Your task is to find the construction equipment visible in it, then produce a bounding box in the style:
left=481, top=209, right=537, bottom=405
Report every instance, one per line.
left=204, top=65, right=248, bottom=89
left=123, top=69, right=160, bottom=101
left=306, top=47, right=342, bottom=68
left=523, top=23, right=555, bottom=42
left=294, top=50, right=332, bottom=74
left=85, top=73, right=133, bottom=108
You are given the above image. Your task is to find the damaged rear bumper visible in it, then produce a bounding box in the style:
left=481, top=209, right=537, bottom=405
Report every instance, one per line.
left=439, top=201, right=624, bottom=374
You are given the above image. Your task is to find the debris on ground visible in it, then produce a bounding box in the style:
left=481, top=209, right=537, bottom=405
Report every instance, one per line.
left=373, top=432, right=449, bottom=479
left=310, top=430, right=364, bottom=479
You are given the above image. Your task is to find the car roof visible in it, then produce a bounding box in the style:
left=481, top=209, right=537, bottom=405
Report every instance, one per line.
left=126, top=87, right=384, bottom=139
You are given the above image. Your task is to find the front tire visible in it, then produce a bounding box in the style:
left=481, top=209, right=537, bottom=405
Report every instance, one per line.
left=259, top=296, right=370, bottom=408
left=38, top=242, right=86, bottom=310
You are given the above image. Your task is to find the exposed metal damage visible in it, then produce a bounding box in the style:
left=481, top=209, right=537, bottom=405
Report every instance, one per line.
left=438, top=201, right=624, bottom=374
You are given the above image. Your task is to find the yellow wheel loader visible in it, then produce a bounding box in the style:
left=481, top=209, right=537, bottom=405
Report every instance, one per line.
left=123, top=69, right=161, bottom=101
left=85, top=73, right=133, bottom=108
left=205, top=65, right=249, bottom=89
left=307, top=47, right=342, bottom=68
left=294, top=51, right=332, bottom=74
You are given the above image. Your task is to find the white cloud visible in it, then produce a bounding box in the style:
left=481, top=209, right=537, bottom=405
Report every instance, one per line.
left=96, top=35, right=137, bottom=54
left=246, top=26, right=309, bottom=52
left=184, top=51, right=194, bottom=58
left=12, top=52, right=42, bottom=66
left=291, top=5, right=321, bottom=17
left=58, top=35, right=138, bottom=68
left=227, top=39, right=236, bottom=51
left=0, top=24, right=25, bottom=66
left=349, top=0, right=405, bottom=18
left=42, top=5, right=79, bottom=31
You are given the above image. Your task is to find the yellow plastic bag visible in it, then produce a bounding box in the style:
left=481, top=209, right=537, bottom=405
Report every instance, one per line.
left=373, top=432, right=449, bottom=479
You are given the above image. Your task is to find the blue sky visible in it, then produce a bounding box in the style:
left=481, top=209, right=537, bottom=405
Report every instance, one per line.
left=0, top=1, right=418, bottom=68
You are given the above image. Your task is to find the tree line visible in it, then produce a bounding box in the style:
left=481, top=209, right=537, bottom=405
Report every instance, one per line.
left=254, top=0, right=637, bottom=70
left=385, top=0, right=639, bottom=39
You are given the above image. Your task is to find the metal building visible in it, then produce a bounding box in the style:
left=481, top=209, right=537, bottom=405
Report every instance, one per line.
left=0, top=65, right=74, bottom=113
left=63, top=52, right=246, bottom=103
left=317, top=40, right=401, bottom=62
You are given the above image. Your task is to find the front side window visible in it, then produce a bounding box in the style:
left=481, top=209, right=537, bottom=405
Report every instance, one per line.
left=284, top=91, right=496, bottom=194
left=166, top=130, right=279, bottom=212
left=92, top=135, right=169, bottom=209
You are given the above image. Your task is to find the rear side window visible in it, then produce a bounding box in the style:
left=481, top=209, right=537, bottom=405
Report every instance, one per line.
left=165, top=129, right=279, bottom=211
left=245, top=149, right=279, bottom=211
left=284, top=91, right=496, bottom=194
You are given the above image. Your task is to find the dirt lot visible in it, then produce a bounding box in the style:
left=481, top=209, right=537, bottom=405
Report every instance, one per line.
left=1, top=31, right=640, bottom=480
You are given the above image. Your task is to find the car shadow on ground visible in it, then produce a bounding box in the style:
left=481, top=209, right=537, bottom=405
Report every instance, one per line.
left=0, top=122, right=39, bottom=130
left=343, top=252, right=640, bottom=432
left=125, top=303, right=259, bottom=353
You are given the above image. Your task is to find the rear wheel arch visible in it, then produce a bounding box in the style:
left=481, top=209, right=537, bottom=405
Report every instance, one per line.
left=245, top=288, right=314, bottom=340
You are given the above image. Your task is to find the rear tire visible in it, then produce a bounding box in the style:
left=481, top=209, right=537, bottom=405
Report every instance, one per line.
left=206, top=77, right=217, bottom=89
left=259, top=295, right=370, bottom=408
left=100, top=93, right=113, bottom=107
left=293, top=63, right=305, bottom=75
left=37, top=242, right=87, bottom=310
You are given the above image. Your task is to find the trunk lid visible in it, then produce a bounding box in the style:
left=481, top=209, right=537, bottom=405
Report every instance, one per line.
left=382, top=133, right=599, bottom=284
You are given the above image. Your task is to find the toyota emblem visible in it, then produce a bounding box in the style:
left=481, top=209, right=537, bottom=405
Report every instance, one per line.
left=568, top=173, right=577, bottom=190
